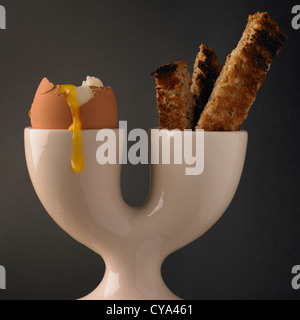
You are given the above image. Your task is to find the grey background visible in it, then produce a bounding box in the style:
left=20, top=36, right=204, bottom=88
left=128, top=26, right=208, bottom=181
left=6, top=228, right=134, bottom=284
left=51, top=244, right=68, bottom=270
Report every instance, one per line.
left=0, top=0, right=299, bottom=300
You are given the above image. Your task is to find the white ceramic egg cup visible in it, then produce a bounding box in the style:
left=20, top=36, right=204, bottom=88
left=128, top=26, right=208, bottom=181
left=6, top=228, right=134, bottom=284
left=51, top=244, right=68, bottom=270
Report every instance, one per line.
left=24, top=128, right=247, bottom=300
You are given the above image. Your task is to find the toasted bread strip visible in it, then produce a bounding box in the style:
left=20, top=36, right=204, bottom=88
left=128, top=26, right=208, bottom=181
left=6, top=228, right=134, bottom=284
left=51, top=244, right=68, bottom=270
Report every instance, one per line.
left=191, top=44, right=222, bottom=129
left=151, top=61, right=194, bottom=130
left=197, top=12, right=287, bottom=131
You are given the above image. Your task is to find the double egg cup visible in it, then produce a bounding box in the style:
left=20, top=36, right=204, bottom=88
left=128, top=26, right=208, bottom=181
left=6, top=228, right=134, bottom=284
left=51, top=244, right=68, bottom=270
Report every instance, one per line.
left=25, top=128, right=247, bottom=300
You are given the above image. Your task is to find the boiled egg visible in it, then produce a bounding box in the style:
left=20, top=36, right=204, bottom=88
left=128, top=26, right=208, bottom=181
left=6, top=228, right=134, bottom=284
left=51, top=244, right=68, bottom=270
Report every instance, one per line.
left=29, top=76, right=118, bottom=173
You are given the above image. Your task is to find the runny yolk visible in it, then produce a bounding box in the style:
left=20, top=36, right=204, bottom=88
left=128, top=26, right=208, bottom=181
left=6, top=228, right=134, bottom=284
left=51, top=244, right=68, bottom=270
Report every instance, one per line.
left=59, top=85, right=84, bottom=173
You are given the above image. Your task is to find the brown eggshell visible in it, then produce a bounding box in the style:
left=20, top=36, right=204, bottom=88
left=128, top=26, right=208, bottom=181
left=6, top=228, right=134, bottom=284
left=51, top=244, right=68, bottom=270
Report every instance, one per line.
left=80, top=87, right=118, bottom=129
left=29, top=78, right=118, bottom=129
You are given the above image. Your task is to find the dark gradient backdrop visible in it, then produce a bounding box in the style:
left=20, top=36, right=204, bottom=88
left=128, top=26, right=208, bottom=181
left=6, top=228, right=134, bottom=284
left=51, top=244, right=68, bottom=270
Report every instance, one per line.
left=0, top=0, right=299, bottom=300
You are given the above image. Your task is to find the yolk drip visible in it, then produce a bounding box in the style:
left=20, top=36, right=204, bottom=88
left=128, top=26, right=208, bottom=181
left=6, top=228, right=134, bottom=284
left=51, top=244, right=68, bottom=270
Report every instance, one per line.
left=59, top=85, right=84, bottom=173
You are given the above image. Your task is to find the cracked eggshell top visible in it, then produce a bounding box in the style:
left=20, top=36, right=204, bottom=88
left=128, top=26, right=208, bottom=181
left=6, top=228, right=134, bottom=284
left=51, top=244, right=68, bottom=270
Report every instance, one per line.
left=29, top=78, right=118, bottom=129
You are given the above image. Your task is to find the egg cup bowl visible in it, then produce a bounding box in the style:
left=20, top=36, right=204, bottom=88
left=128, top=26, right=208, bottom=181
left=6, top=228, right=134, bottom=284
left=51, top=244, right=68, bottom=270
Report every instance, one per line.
left=24, top=128, right=248, bottom=300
